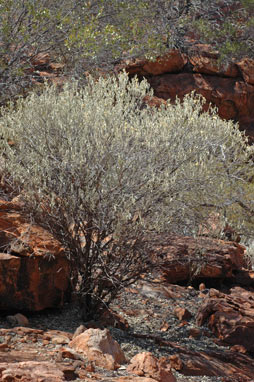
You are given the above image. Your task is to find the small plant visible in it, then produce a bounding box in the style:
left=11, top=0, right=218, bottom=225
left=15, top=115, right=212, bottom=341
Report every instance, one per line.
left=1, top=71, right=254, bottom=319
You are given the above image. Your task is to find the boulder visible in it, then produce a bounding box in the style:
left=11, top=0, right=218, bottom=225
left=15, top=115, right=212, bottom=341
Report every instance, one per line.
left=69, top=328, right=126, bottom=370
left=147, top=233, right=247, bottom=284
left=196, top=286, right=254, bottom=351
left=0, top=199, right=70, bottom=311
left=142, top=50, right=187, bottom=76
left=127, top=352, right=176, bottom=382
left=116, top=50, right=186, bottom=76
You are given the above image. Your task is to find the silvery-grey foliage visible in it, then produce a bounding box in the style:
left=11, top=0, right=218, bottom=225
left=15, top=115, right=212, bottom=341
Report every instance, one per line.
left=1, top=72, right=254, bottom=319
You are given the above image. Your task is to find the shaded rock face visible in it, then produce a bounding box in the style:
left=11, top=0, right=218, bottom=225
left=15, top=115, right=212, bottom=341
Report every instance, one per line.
left=148, top=73, right=254, bottom=131
left=119, top=47, right=254, bottom=141
left=147, top=233, right=247, bottom=285
left=196, top=286, right=254, bottom=352
left=0, top=199, right=70, bottom=311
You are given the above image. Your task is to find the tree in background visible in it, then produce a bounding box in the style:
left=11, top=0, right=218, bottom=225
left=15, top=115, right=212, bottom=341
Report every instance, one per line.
left=0, top=0, right=254, bottom=105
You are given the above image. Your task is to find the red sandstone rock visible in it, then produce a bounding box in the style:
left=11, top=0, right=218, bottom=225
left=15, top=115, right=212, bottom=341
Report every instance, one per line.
left=169, top=355, right=182, bottom=371
left=190, top=45, right=239, bottom=77
left=118, top=45, right=254, bottom=138
left=160, top=321, right=170, bottom=332
left=21, top=44, right=254, bottom=139
left=51, top=334, right=70, bottom=345
left=1, top=316, right=254, bottom=381
left=237, top=58, right=254, bottom=85
left=0, top=361, right=65, bottom=382
left=148, top=73, right=254, bottom=126
left=0, top=199, right=70, bottom=311
left=69, top=328, right=126, bottom=370
left=0, top=343, right=9, bottom=351
left=48, top=62, right=65, bottom=72
left=169, top=346, right=254, bottom=379
left=117, top=50, right=186, bottom=76
left=59, top=347, right=82, bottom=360
left=142, top=50, right=187, bottom=75
left=147, top=234, right=247, bottom=284
left=174, top=307, right=192, bottom=321
left=196, top=286, right=254, bottom=351
left=0, top=200, right=22, bottom=211
left=127, top=352, right=176, bottom=382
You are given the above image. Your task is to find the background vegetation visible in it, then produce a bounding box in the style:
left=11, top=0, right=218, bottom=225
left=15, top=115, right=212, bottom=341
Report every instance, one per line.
left=1, top=0, right=254, bottom=105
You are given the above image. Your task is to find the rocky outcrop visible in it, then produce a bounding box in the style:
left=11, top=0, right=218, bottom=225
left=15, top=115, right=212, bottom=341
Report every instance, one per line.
left=147, top=233, right=248, bottom=284
left=196, top=286, right=254, bottom=351
left=1, top=278, right=254, bottom=382
left=118, top=47, right=254, bottom=140
left=0, top=199, right=70, bottom=311
left=25, top=47, right=254, bottom=140
left=169, top=346, right=254, bottom=379
left=0, top=326, right=167, bottom=381
left=148, top=73, right=254, bottom=133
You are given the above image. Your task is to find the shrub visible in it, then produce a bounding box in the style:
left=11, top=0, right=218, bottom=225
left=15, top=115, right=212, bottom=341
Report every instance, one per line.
left=1, top=71, right=254, bottom=319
